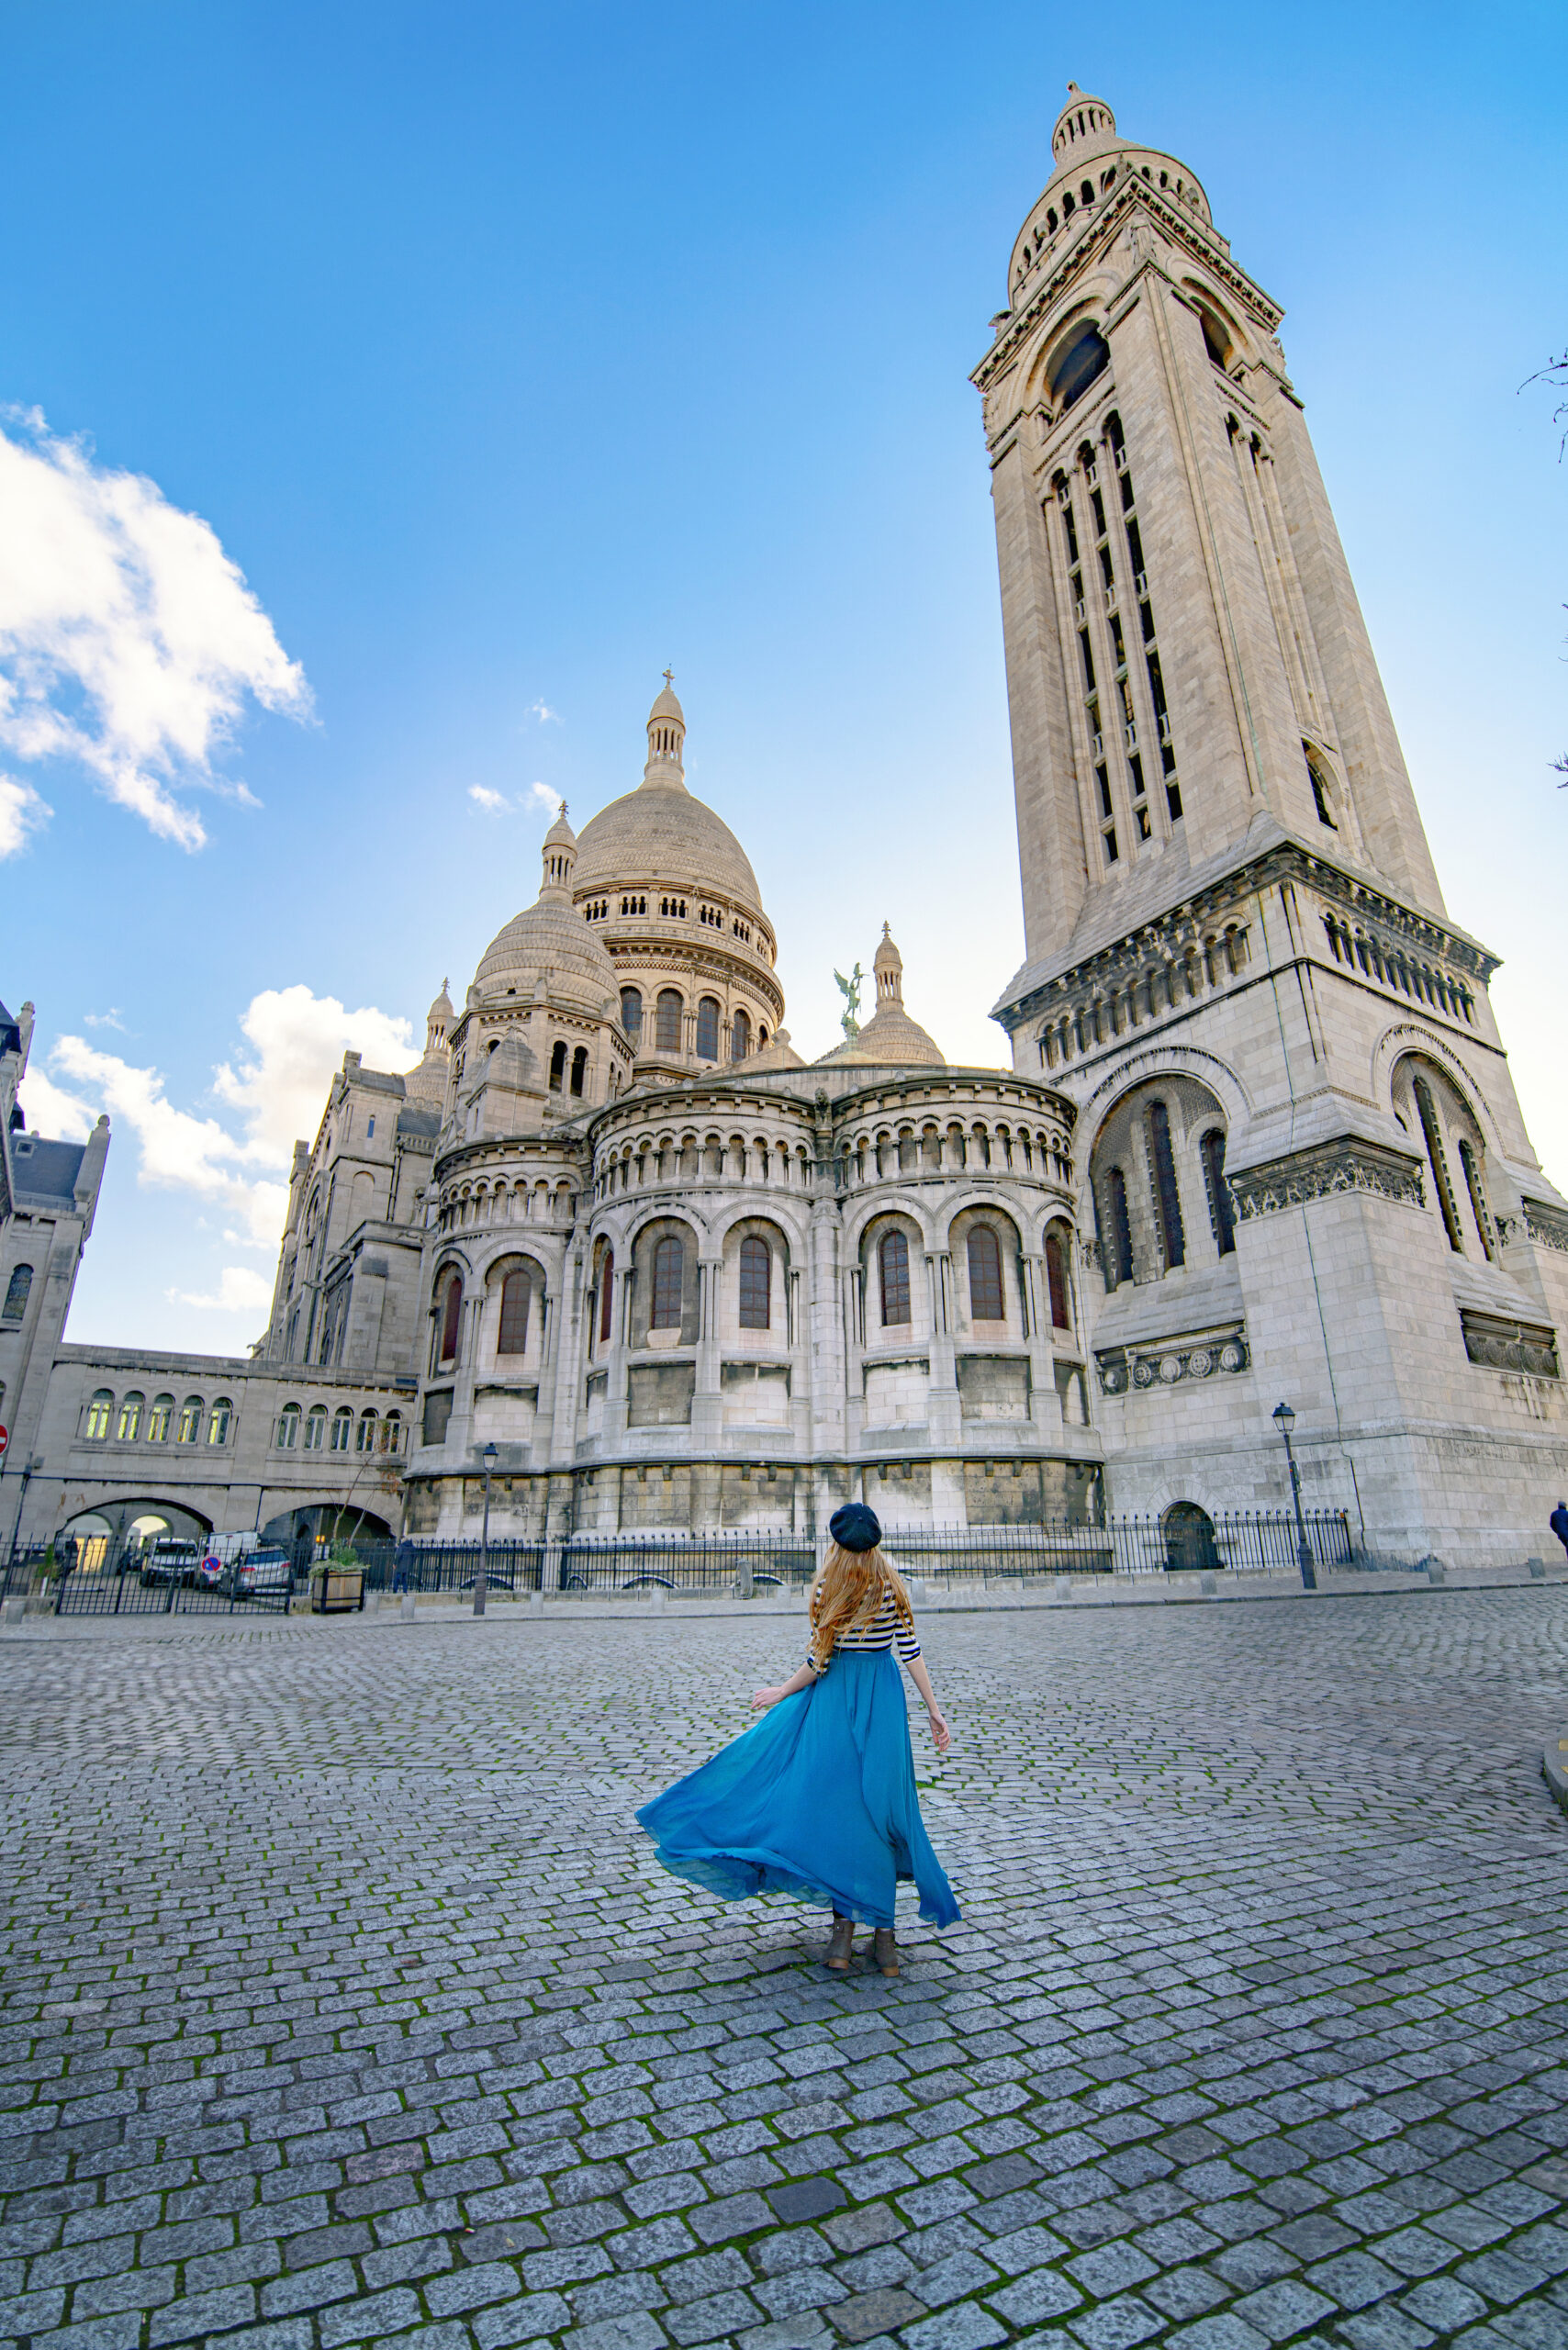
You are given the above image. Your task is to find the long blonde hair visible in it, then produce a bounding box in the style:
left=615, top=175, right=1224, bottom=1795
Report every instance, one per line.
left=808, top=1540, right=913, bottom=1673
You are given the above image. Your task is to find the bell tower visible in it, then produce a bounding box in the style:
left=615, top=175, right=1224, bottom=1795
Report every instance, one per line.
left=973, top=86, right=1568, bottom=1565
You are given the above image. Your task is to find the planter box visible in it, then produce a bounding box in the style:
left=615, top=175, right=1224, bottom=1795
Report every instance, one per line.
left=310, top=1567, right=364, bottom=1615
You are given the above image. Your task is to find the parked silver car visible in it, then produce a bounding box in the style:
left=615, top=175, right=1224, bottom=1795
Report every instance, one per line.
left=221, top=1548, right=293, bottom=1600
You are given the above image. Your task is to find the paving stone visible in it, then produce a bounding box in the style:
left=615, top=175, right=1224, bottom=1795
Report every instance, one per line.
left=1, top=1602, right=1565, bottom=2350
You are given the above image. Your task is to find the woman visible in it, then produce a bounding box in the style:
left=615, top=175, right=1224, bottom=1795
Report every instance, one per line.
left=636, top=1503, right=959, bottom=1975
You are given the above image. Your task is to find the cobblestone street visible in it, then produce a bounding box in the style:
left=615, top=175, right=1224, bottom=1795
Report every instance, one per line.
left=1, top=1586, right=1566, bottom=2350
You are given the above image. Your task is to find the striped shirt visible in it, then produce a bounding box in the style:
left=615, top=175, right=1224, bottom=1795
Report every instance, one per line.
left=807, top=1591, right=922, bottom=1674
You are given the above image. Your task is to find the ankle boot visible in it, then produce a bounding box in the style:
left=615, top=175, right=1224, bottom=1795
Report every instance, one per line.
left=871, top=1928, right=899, bottom=1977
left=825, top=1915, right=855, bottom=1973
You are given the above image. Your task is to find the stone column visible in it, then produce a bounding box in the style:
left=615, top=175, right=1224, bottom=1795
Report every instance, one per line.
left=692, top=1254, right=723, bottom=1447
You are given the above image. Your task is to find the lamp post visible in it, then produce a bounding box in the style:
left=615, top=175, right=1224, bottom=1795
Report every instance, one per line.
left=1271, top=1403, right=1316, bottom=1591
left=475, top=1443, right=498, bottom=1617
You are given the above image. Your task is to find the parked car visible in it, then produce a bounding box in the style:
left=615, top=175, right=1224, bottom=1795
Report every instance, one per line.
left=221, top=1548, right=292, bottom=1600
left=140, top=1539, right=199, bottom=1587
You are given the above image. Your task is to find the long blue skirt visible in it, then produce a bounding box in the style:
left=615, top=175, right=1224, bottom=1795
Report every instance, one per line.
left=636, top=1650, right=960, bottom=1930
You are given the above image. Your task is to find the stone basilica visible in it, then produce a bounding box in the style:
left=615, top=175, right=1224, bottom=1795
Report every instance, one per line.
left=4, top=84, right=1565, bottom=1567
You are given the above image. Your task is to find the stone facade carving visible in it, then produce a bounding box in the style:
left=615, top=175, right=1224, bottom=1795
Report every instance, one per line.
left=1227, top=1142, right=1426, bottom=1222
left=1523, top=1201, right=1568, bottom=1256
left=1459, top=1312, right=1560, bottom=1380
left=1098, top=1329, right=1249, bottom=1395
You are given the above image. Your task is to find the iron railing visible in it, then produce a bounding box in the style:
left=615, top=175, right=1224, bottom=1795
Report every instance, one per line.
left=332, top=1510, right=1354, bottom=1597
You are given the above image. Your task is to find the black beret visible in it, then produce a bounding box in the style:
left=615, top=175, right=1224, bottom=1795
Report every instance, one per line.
left=829, top=1503, right=882, bottom=1553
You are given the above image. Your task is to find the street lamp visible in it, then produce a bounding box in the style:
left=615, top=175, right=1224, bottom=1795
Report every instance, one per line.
left=1271, top=1402, right=1316, bottom=1591
left=475, top=1442, right=498, bottom=1617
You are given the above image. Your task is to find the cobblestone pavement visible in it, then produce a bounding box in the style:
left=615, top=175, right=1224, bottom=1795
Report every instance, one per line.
left=1, top=1586, right=1566, bottom=2350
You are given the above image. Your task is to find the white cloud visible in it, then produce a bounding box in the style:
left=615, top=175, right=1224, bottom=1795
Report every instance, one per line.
left=0, top=409, right=311, bottom=850
left=0, top=774, right=50, bottom=857
left=167, top=1265, right=273, bottom=1314
left=36, top=985, right=415, bottom=1259
left=527, top=699, right=561, bottom=724
left=469, top=780, right=563, bottom=822
left=212, top=984, right=419, bottom=1160
left=84, top=1007, right=127, bottom=1032
left=15, top=1065, right=99, bottom=1141
left=51, top=1033, right=285, bottom=1244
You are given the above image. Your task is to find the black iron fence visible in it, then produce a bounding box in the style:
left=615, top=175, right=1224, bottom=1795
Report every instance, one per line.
left=331, top=1509, right=1354, bottom=1598
left=0, top=1543, right=297, bottom=1617
left=0, top=1509, right=1355, bottom=1613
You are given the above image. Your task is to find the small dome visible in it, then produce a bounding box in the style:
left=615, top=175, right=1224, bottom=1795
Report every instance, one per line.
left=427, top=978, right=454, bottom=1024
left=817, top=923, right=944, bottom=1067
left=473, top=808, right=617, bottom=1008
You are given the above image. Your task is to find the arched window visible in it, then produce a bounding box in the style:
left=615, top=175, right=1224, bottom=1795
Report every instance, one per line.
left=655, top=990, right=683, bottom=1053
left=147, top=1393, right=174, bottom=1443
left=330, top=1407, right=353, bottom=1453
left=1050, top=324, right=1109, bottom=412
left=380, top=1412, right=403, bottom=1454
left=1105, top=1167, right=1133, bottom=1288
left=1147, top=1102, right=1185, bottom=1269
left=1458, top=1138, right=1494, bottom=1261
left=599, top=1248, right=614, bottom=1346
left=304, top=1405, right=328, bottom=1452
left=968, top=1226, right=1004, bottom=1321
left=651, top=1235, right=684, bottom=1329
left=731, top=1009, right=751, bottom=1061
left=570, top=1045, right=588, bottom=1098
left=620, top=987, right=643, bottom=1042
left=438, top=1273, right=463, bottom=1364
left=498, top=1268, right=530, bottom=1355
left=2, top=1264, right=32, bottom=1322
left=757, top=1026, right=768, bottom=1051
left=695, top=997, right=721, bottom=1059
left=549, top=1039, right=566, bottom=1092
left=84, top=1389, right=113, bottom=1440
left=879, top=1229, right=912, bottom=1326
left=355, top=1409, right=377, bottom=1453
left=738, top=1236, right=770, bottom=1329
left=1200, top=1129, right=1236, bottom=1256
left=1304, top=744, right=1338, bottom=829
left=207, top=1398, right=232, bottom=1446
left=1046, top=1234, right=1070, bottom=1330
left=275, top=1404, right=301, bottom=1450
left=1412, top=1076, right=1463, bottom=1252
left=116, top=1392, right=144, bottom=1443
left=177, top=1397, right=203, bottom=1444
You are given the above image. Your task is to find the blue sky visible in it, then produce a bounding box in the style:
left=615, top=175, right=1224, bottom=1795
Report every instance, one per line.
left=4, top=0, right=1566, bottom=1352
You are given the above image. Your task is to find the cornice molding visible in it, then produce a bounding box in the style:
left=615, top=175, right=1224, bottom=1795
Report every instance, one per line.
left=997, top=840, right=1498, bottom=1034
left=972, top=179, right=1282, bottom=404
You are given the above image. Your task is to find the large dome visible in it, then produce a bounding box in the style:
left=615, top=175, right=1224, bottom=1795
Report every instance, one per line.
left=571, top=681, right=764, bottom=912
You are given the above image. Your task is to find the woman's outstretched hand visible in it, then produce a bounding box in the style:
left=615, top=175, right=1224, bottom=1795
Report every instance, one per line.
left=752, top=1686, right=781, bottom=1710
left=927, top=1707, right=952, bottom=1755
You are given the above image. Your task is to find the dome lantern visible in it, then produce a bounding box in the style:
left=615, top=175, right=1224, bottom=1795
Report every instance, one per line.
left=644, top=670, right=688, bottom=788
left=542, top=801, right=577, bottom=895
left=1050, top=82, right=1118, bottom=176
